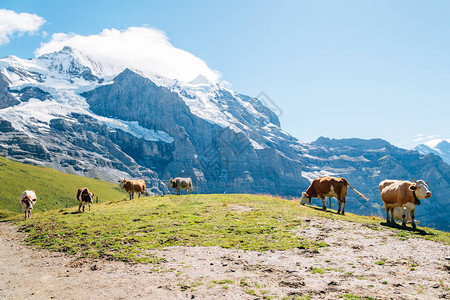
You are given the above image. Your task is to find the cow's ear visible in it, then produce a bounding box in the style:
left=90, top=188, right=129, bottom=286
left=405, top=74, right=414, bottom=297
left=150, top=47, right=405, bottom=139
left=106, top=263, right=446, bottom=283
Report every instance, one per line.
left=409, top=185, right=416, bottom=191
left=425, top=181, right=429, bottom=185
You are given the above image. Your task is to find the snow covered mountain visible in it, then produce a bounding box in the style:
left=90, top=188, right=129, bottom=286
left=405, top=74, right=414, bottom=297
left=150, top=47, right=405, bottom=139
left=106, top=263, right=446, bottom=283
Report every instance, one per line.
left=0, top=47, right=448, bottom=230
left=415, top=139, right=450, bottom=165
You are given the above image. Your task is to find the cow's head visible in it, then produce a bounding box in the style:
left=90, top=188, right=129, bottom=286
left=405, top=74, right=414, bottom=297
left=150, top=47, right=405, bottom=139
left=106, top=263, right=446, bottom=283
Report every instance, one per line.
left=167, top=178, right=174, bottom=188
left=409, top=180, right=432, bottom=199
left=300, top=192, right=311, bottom=205
left=118, top=179, right=126, bottom=187
left=82, top=192, right=94, bottom=203
left=21, top=198, right=34, bottom=210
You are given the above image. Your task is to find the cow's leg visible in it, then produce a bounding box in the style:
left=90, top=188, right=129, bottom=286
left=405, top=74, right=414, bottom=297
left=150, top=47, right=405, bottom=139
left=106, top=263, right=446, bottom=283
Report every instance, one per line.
left=389, top=208, right=395, bottom=223
left=383, top=204, right=389, bottom=223
left=341, top=198, right=346, bottom=215
left=177, top=189, right=180, bottom=195
left=402, top=212, right=406, bottom=228
left=337, top=201, right=341, bottom=214
left=411, top=208, right=416, bottom=229
left=321, top=197, right=326, bottom=210
left=89, top=204, right=91, bottom=211
left=78, top=203, right=82, bottom=212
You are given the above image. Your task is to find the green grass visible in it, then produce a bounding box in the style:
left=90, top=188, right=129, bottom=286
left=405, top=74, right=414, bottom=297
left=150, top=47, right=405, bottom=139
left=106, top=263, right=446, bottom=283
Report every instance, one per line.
left=212, top=279, right=233, bottom=284
left=340, top=293, right=377, bottom=300
left=0, top=156, right=127, bottom=215
left=14, top=194, right=332, bottom=262
left=8, top=191, right=449, bottom=263
left=312, top=267, right=324, bottom=274
left=244, top=289, right=256, bottom=296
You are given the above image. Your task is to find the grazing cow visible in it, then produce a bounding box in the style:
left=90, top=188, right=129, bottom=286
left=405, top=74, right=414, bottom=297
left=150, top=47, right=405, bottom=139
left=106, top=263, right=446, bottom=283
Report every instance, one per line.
left=77, top=187, right=94, bottom=212
left=20, top=190, right=37, bottom=218
left=120, top=179, right=146, bottom=199
left=168, top=177, right=193, bottom=195
left=300, top=176, right=368, bottom=215
left=379, top=179, right=431, bottom=229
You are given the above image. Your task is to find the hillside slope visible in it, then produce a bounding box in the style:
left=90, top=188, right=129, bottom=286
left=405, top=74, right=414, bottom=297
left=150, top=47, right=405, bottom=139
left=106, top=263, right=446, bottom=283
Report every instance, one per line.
left=0, top=156, right=127, bottom=215
left=5, top=194, right=450, bottom=299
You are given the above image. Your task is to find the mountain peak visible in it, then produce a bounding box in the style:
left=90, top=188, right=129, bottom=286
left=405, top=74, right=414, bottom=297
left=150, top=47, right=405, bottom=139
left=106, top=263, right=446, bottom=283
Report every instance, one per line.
left=189, top=74, right=211, bottom=86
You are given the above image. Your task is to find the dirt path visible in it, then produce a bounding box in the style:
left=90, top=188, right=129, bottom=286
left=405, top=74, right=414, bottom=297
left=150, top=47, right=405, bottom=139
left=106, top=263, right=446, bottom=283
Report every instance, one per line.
left=0, top=220, right=449, bottom=299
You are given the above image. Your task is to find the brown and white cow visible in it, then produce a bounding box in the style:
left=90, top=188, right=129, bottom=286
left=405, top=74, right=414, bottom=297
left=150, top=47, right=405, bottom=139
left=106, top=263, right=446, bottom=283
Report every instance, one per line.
left=77, top=187, right=94, bottom=212
left=300, top=176, right=368, bottom=215
left=168, top=177, right=193, bottom=195
left=120, top=179, right=146, bottom=199
left=379, top=179, right=431, bottom=229
left=20, top=190, right=37, bottom=218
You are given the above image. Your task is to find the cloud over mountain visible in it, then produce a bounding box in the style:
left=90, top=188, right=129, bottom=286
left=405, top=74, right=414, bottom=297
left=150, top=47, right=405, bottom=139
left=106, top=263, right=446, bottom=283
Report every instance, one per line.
left=35, top=27, right=220, bottom=83
left=0, top=9, right=46, bottom=45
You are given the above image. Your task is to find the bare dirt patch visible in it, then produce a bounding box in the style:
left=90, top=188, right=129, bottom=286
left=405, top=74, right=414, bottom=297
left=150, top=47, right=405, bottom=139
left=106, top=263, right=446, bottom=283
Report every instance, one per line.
left=0, top=219, right=449, bottom=299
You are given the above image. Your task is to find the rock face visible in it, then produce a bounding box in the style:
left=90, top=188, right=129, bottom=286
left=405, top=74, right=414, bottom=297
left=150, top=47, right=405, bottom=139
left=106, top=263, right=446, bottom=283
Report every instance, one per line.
left=0, top=74, right=20, bottom=109
left=0, top=49, right=448, bottom=230
left=81, top=69, right=309, bottom=195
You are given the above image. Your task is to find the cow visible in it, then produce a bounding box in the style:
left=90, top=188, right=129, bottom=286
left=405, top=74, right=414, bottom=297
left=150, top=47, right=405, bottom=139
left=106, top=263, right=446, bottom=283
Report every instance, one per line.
left=393, top=205, right=420, bottom=226
left=120, top=179, right=146, bottom=199
left=168, top=177, right=193, bottom=195
left=379, top=179, right=431, bottom=229
left=300, top=176, right=368, bottom=215
left=77, top=187, right=94, bottom=212
left=20, top=190, right=37, bottom=218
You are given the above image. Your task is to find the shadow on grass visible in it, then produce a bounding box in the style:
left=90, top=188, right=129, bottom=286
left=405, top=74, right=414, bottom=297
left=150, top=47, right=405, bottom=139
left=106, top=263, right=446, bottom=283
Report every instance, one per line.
left=311, top=206, right=341, bottom=215
left=380, top=221, right=435, bottom=236
left=62, top=211, right=82, bottom=215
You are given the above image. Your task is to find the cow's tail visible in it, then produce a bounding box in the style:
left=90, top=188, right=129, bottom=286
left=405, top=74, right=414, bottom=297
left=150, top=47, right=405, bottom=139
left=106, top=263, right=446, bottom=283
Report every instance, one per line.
left=344, top=179, right=369, bottom=201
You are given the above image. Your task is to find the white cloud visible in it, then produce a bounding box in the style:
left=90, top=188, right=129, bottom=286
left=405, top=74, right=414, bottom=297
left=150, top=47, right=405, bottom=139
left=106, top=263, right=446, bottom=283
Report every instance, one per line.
left=0, top=9, right=46, bottom=45
left=413, top=134, right=439, bottom=143
left=35, top=27, right=220, bottom=83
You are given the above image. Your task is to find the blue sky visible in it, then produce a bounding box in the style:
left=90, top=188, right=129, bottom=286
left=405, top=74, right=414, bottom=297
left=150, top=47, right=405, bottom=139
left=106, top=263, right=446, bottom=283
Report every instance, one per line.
left=1, top=0, right=449, bottom=149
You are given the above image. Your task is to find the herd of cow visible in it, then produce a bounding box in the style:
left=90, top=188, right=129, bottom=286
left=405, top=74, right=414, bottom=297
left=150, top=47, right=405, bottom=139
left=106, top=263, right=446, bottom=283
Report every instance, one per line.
left=19, top=175, right=431, bottom=229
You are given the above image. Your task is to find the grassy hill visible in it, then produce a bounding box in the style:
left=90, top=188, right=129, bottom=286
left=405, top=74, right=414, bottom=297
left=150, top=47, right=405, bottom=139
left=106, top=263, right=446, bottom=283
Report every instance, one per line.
left=2, top=155, right=448, bottom=265
left=12, top=194, right=449, bottom=264
left=0, top=156, right=127, bottom=217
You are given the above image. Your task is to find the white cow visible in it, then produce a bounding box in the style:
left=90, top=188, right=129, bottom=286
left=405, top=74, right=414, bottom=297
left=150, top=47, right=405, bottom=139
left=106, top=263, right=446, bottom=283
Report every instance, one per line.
left=20, top=190, right=37, bottom=218
left=393, top=204, right=420, bottom=226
